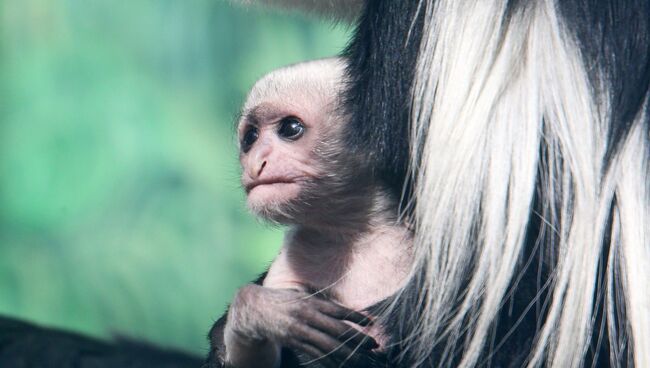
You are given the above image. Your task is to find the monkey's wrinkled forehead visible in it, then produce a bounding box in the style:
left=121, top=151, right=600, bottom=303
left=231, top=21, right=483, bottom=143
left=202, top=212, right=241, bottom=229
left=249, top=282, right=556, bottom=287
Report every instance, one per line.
left=241, top=57, right=347, bottom=116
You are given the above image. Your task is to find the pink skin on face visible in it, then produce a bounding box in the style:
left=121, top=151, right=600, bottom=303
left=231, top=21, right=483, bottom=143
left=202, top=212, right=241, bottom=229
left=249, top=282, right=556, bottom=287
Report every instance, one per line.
left=239, top=99, right=327, bottom=211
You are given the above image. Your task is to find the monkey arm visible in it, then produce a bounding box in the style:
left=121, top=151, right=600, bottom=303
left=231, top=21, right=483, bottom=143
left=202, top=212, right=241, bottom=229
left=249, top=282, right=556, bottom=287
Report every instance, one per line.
left=208, top=295, right=281, bottom=368
left=223, top=319, right=281, bottom=368
left=207, top=273, right=268, bottom=368
left=208, top=284, right=380, bottom=368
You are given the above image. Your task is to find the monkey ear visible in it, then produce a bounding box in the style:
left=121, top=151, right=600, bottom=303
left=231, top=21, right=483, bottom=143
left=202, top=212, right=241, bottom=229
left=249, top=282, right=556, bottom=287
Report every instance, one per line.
left=231, top=0, right=363, bottom=22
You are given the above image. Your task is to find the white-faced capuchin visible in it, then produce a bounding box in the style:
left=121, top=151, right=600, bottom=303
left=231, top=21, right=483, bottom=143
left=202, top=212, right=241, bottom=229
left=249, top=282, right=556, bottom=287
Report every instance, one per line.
left=207, top=58, right=414, bottom=368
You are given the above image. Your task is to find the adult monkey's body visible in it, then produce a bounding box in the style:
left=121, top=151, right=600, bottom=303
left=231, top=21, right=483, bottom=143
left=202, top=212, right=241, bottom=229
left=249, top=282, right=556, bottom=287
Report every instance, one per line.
left=228, top=1, right=650, bottom=368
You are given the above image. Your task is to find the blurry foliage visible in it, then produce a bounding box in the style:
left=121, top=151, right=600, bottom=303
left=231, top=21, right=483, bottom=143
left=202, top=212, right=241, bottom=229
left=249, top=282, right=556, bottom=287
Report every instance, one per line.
left=0, top=0, right=350, bottom=354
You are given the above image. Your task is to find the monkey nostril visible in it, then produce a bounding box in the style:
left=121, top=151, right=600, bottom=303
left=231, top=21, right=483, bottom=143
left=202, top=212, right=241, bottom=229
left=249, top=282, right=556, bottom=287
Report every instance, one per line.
left=257, top=161, right=267, bottom=177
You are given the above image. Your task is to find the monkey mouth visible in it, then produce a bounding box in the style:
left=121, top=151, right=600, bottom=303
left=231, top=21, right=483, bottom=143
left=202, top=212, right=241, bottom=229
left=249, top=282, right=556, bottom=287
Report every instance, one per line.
left=245, top=178, right=298, bottom=193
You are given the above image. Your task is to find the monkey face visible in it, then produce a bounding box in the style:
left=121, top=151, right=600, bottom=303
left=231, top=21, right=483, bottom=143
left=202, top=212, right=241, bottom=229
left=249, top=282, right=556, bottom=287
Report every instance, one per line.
left=238, top=100, right=336, bottom=223
left=235, top=58, right=351, bottom=224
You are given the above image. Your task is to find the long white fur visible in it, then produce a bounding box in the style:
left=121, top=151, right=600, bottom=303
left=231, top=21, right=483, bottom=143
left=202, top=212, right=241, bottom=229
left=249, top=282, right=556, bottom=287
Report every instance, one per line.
left=613, top=118, right=650, bottom=368
left=405, top=0, right=649, bottom=367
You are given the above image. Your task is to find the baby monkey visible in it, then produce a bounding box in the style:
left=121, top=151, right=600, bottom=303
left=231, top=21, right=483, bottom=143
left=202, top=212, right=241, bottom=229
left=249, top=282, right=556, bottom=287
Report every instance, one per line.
left=209, top=59, right=413, bottom=368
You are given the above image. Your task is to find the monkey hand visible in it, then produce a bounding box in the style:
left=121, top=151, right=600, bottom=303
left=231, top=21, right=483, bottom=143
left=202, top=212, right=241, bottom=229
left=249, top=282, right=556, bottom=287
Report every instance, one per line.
left=224, top=284, right=380, bottom=368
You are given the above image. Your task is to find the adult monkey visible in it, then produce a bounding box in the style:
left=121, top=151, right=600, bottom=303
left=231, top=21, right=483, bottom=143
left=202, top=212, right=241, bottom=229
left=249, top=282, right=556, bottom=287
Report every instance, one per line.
left=232, top=1, right=650, bottom=368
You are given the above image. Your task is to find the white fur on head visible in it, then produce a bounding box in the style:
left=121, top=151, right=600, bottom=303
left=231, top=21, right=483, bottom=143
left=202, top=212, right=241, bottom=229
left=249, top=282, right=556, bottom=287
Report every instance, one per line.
left=398, top=0, right=650, bottom=367
left=243, top=58, right=346, bottom=117
left=232, top=0, right=363, bottom=22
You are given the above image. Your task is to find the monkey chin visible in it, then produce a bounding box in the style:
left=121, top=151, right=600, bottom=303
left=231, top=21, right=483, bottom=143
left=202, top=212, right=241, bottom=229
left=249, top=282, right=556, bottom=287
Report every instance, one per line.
left=246, top=183, right=303, bottom=223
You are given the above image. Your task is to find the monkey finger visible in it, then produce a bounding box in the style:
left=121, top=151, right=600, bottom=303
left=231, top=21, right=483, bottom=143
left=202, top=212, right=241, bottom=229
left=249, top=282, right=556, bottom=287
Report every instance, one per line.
left=313, top=300, right=373, bottom=326
left=286, top=324, right=373, bottom=366
left=338, top=327, right=379, bottom=351
left=301, top=311, right=378, bottom=350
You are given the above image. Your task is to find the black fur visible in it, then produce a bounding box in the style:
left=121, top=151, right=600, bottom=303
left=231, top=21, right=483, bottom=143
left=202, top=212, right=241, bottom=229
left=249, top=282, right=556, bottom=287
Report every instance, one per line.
left=558, top=0, right=650, bottom=162
left=0, top=316, right=202, bottom=368
left=343, top=1, right=425, bottom=198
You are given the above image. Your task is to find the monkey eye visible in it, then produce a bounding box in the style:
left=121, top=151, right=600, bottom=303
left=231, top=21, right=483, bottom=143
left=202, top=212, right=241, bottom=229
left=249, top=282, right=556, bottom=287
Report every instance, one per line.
left=241, top=126, right=259, bottom=153
left=277, top=117, right=305, bottom=141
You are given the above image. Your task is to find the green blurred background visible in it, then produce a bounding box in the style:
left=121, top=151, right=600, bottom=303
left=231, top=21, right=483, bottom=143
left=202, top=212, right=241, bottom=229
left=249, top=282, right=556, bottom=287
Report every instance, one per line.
left=0, top=0, right=350, bottom=355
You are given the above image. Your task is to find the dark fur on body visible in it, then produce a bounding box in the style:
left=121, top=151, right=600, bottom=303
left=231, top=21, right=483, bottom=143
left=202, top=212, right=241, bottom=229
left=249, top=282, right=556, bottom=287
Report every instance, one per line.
left=343, top=1, right=425, bottom=200
left=0, top=316, right=202, bottom=368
